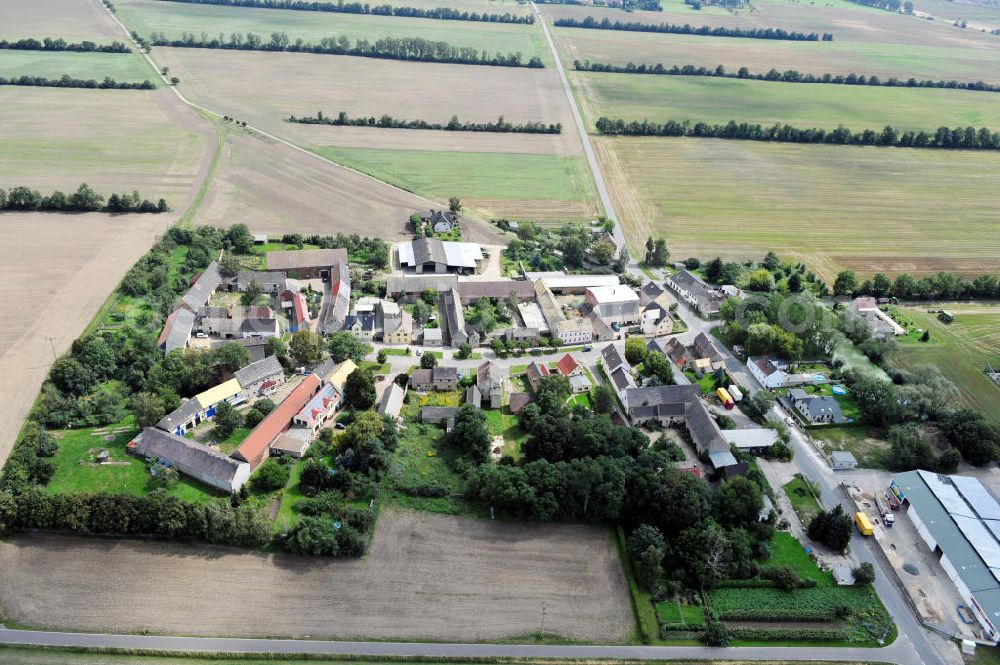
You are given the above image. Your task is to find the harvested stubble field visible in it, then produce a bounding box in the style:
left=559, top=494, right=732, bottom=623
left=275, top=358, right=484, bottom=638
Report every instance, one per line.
left=595, top=136, right=1000, bottom=281
left=541, top=0, right=1000, bottom=53
left=0, top=213, right=175, bottom=467
left=0, top=507, right=633, bottom=641
left=316, top=146, right=599, bottom=222
left=572, top=71, right=1000, bottom=132
left=552, top=24, right=1000, bottom=84
left=894, top=304, right=1000, bottom=424
left=154, top=48, right=577, bottom=146
left=0, top=0, right=124, bottom=40
left=192, top=128, right=506, bottom=243
left=116, top=0, right=546, bottom=59
left=0, top=88, right=206, bottom=200
left=0, top=50, right=154, bottom=83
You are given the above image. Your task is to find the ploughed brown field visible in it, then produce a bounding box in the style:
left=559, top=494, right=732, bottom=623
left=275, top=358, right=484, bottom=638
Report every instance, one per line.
left=0, top=507, right=633, bottom=641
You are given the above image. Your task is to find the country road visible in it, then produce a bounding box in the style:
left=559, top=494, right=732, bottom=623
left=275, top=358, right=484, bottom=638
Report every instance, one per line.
left=0, top=627, right=911, bottom=663
left=534, top=3, right=625, bottom=251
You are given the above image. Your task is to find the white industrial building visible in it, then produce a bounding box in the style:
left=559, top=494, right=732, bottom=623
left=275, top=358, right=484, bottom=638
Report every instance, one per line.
left=892, top=470, right=1000, bottom=643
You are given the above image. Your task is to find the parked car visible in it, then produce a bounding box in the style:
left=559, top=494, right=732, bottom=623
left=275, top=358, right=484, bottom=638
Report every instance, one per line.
left=194, top=332, right=209, bottom=339
left=416, top=349, right=423, bottom=356
left=582, top=345, right=593, bottom=352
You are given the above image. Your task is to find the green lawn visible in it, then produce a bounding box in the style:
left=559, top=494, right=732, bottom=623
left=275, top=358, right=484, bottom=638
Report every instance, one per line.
left=893, top=304, right=1000, bottom=425
left=383, top=347, right=411, bottom=356
left=274, top=457, right=307, bottom=531
left=484, top=410, right=528, bottom=458
left=683, top=369, right=718, bottom=395
left=386, top=420, right=469, bottom=514
left=769, top=531, right=833, bottom=587
left=0, top=50, right=155, bottom=83
left=778, top=383, right=861, bottom=422
left=567, top=391, right=593, bottom=409
left=574, top=71, right=1000, bottom=133
left=812, top=424, right=890, bottom=469
left=314, top=146, right=595, bottom=207
left=46, top=419, right=223, bottom=504
left=782, top=474, right=822, bottom=525
left=114, top=0, right=546, bottom=59
left=214, top=427, right=251, bottom=454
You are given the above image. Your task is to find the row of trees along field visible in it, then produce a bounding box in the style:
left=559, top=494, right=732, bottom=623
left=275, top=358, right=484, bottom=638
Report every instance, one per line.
left=574, top=60, right=1000, bottom=94
left=149, top=0, right=535, bottom=23
left=288, top=111, right=561, bottom=134
left=149, top=32, right=544, bottom=67
left=553, top=16, right=833, bottom=41
left=832, top=269, right=1000, bottom=301
left=0, top=184, right=169, bottom=213
left=0, top=38, right=130, bottom=52
left=595, top=117, right=1000, bottom=151
left=0, top=75, right=155, bottom=90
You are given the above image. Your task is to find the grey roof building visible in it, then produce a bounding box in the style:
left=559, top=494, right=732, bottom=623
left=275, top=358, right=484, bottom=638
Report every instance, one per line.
left=158, top=307, right=196, bottom=353
left=441, top=287, right=467, bottom=346
left=234, top=355, right=284, bottom=391
left=892, top=471, right=1000, bottom=643
left=131, top=427, right=250, bottom=493
left=789, top=389, right=846, bottom=424
left=377, top=383, right=406, bottom=420
left=601, top=344, right=628, bottom=373
left=456, top=280, right=535, bottom=304
left=386, top=274, right=458, bottom=298
left=181, top=261, right=223, bottom=312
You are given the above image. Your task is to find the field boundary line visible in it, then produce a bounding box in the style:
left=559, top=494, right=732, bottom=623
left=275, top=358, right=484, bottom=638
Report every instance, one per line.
left=93, top=0, right=488, bottom=222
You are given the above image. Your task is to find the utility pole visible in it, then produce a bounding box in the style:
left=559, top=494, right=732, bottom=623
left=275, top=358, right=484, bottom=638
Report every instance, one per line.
left=539, top=601, right=547, bottom=637
left=47, top=337, right=58, bottom=362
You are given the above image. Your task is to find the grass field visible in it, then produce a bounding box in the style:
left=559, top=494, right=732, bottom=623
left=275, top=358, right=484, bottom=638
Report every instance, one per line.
left=0, top=88, right=206, bottom=200
left=0, top=50, right=154, bottom=83
left=813, top=424, right=890, bottom=468
left=45, top=419, right=223, bottom=503
left=553, top=23, right=1000, bottom=84
left=596, top=135, right=1000, bottom=280
left=783, top=474, right=822, bottom=524
left=892, top=303, right=1000, bottom=424
left=386, top=421, right=468, bottom=514
left=315, top=146, right=599, bottom=222
left=572, top=71, right=1000, bottom=132
left=115, top=0, right=546, bottom=59
left=770, top=531, right=832, bottom=587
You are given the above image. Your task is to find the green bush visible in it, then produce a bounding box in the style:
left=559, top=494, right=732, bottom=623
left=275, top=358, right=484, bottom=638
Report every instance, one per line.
left=251, top=458, right=290, bottom=493
left=708, top=586, right=878, bottom=621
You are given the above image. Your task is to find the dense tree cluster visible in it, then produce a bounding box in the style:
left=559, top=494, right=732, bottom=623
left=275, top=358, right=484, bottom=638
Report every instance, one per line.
left=0, top=183, right=168, bottom=213
left=536, top=0, right=662, bottom=8
left=833, top=269, right=1000, bottom=301
left=0, top=75, right=155, bottom=90
left=149, top=32, right=544, bottom=68
left=806, top=505, right=852, bottom=551
left=0, top=38, right=130, bottom=52
left=845, top=0, right=912, bottom=11
left=149, top=0, right=535, bottom=23
left=275, top=232, right=389, bottom=268
left=553, top=16, right=831, bottom=40
left=289, top=111, right=561, bottom=134
left=574, top=60, right=1000, bottom=94
left=595, top=117, right=1000, bottom=151
left=0, top=486, right=270, bottom=546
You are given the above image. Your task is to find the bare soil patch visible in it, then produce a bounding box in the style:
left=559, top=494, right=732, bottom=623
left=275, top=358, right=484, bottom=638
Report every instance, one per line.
left=192, top=128, right=503, bottom=243
left=0, top=507, right=633, bottom=641
left=283, top=125, right=572, bottom=156
left=0, top=212, right=175, bottom=466
left=0, top=0, right=124, bottom=40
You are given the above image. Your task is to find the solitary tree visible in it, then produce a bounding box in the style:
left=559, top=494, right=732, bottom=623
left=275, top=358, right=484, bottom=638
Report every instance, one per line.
left=290, top=330, right=324, bottom=366
left=420, top=353, right=438, bottom=369
left=448, top=196, right=462, bottom=213
left=344, top=368, right=376, bottom=410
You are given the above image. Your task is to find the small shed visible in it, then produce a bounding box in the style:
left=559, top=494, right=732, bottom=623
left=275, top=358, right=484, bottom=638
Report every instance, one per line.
left=830, top=450, right=858, bottom=470
left=253, top=233, right=268, bottom=245
left=832, top=565, right=855, bottom=586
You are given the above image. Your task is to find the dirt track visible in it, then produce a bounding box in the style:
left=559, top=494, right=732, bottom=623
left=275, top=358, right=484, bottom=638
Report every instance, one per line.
left=0, top=507, right=633, bottom=641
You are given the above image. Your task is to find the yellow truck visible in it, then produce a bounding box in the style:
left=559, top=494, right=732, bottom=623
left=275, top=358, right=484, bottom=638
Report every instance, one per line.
left=855, top=511, right=874, bottom=536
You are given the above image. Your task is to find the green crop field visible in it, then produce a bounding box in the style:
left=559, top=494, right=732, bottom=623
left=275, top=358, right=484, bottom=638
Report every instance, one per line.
left=0, top=50, right=155, bottom=83
left=596, top=135, right=1000, bottom=281
left=315, top=146, right=598, bottom=222
left=892, top=304, right=1000, bottom=424
left=46, top=419, right=223, bottom=503
left=115, top=0, right=546, bottom=59
left=573, top=71, right=1000, bottom=132
left=783, top=474, right=822, bottom=525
